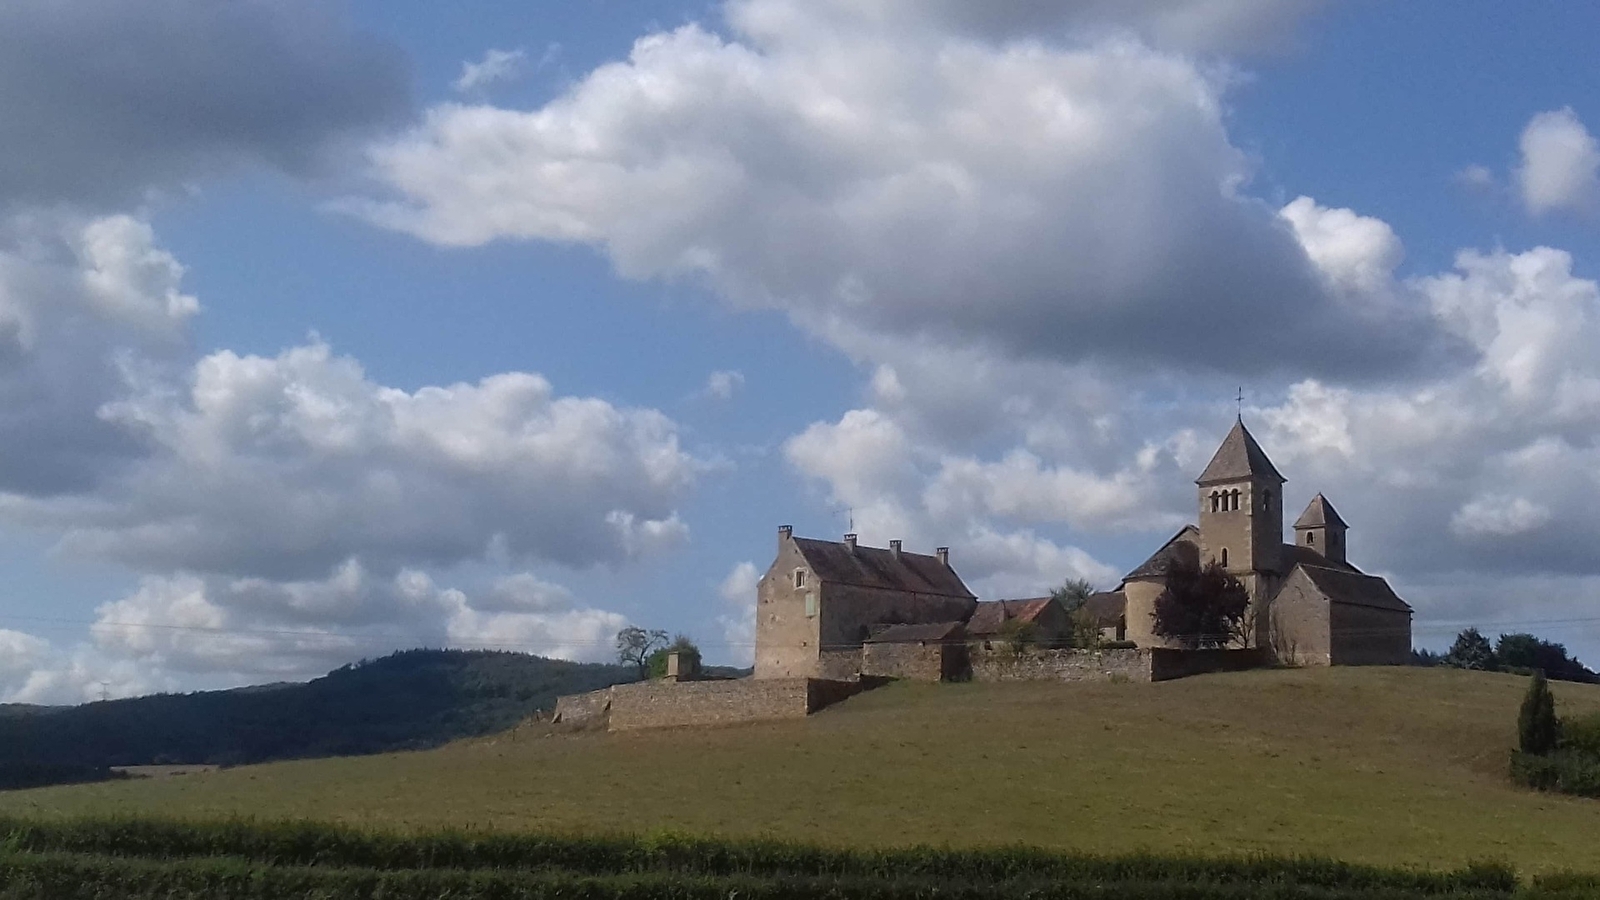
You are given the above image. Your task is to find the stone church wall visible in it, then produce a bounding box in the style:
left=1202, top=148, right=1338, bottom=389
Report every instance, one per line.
left=1329, top=603, right=1411, bottom=666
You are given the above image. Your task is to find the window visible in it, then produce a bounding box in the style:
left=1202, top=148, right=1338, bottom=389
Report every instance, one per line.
left=1220, top=548, right=1229, bottom=567
left=794, top=569, right=807, bottom=589
left=804, top=592, right=818, bottom=618
left=1230, top=490, right=1240, bottom=511
left=1307, top=532, right=1315, bottom=546
left=1210, top=491, right=1220, bottom=512
left=1262, top=489, right=1272, bottom=510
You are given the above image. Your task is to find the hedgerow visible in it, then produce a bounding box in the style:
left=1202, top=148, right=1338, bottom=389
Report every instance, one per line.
left=0, top=816, right=1516, bottom=894
left=0, top=850, right=1536, bottom=900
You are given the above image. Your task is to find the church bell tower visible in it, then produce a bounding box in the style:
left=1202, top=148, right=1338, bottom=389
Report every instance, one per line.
left=1196, top=417, right=1286, bottom=582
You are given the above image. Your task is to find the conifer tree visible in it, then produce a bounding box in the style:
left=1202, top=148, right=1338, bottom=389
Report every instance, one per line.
left=1518, top=669, right=1559, bottom=756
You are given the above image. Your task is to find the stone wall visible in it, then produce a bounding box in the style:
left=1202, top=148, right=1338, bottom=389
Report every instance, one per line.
left=552, top=687, right=613, bottom=727
left=862, top=642, right=959, bottom=682
left=969, top=647, right=1152, bottom=683
left=754, top=534, right=822, bottom=679
left=817, top=648, right=863, bottom=681
left=1148, top=647, right=1268, bottom=681
left=968, top=646, right=1266, bottom=683
left=1329, top=602, right=1411, bottom=666
left=562, top=677, right=870, bottom=732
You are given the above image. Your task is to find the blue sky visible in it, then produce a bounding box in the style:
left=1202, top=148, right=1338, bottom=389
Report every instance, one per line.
left=2, top=0, right=1600, bottom=700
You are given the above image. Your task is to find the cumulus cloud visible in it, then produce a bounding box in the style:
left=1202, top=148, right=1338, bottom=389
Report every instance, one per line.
left=454, top=48, right=528, bottom=93
left=357, top=1, right=1441, bottom=379
left=0, top=0, right=409, bottom=209
left=1518, top=108, right=1600, bottom=216
left=0, top=213, right=694, bottom=699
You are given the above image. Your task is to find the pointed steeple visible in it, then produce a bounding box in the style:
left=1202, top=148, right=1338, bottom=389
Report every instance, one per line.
left=1293, top=493, right=1347, bottom=529
left=1195, top=418, right=1285, bottom=487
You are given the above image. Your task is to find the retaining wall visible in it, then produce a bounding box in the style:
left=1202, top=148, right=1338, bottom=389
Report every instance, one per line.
left=553, top=677, right=871, bottom=733
left=969, top=647, right=1151, bottom=683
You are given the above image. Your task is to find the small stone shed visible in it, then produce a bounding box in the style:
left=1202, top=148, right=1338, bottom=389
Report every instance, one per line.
left=862, top=621, right=968, bottom=682
left=965, top=597, right=1071, bottom=647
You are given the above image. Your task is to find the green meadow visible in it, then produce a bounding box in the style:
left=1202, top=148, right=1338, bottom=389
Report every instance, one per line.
left=4, top=667, right=1600, bottom=875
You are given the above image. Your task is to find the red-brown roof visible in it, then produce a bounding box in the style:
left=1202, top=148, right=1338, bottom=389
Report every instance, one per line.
left=966, top=597, right=1056, bottom=636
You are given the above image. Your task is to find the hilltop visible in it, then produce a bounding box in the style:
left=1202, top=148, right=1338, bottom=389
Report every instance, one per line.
left=0, top=650, right=655, bottom=771
left=6, top=666, right=1600, bottom=872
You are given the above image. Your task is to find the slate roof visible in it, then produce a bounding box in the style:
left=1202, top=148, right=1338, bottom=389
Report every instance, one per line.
left=1280, top=543, right=1360, bottom=574
left=966, top=598, right=1057, bottom=636
left=1294, top=564, right=1412, bottom=614
left=1293, top=493, right=1349, bottom=529
left=792, top=537, right=975, bottom=598
left=1196, top=418, right=1286, bottom=486
left=865, top=621, right=967, bottom=643
left=1083, top=590, right=1127, bottom=627
left=1124, top=525, right=1201, bottom=581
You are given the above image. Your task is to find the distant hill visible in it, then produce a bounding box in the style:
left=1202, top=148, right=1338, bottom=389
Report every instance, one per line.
left=0, top=649, right=729, bottom=773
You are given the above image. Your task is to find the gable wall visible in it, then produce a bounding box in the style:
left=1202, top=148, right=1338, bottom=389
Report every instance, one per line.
left=1267, top=569, right=1332, bottom=666
left=819, top=583, right=976, bottom=653
left=754, top=538, right=822, bottom=679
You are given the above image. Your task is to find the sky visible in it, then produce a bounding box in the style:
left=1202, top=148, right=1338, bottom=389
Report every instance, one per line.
left=2, top=0, right=1600, bottom=702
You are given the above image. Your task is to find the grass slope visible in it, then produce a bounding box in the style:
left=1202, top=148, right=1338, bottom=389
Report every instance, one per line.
left=5, top=667, right=1600, bottom=872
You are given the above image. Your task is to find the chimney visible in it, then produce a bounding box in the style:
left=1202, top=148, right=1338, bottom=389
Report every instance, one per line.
left=778, top=525, right=792, bottom=550
left=889, top=539, right=902, bottom=559
left=936, top=547, right=949, bottom=567
left=843, top=533, right=857, bottom=552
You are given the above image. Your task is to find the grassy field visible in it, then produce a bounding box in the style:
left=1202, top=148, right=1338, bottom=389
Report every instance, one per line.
left=3, top=667, right=1600, bottom=874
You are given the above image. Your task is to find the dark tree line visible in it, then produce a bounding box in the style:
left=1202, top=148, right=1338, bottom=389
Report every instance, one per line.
left=1414, top=628, right=1598, bottom=684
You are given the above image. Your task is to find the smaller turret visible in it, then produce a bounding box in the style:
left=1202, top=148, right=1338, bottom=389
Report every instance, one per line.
left=1294, top=494, right=1348, bottom=564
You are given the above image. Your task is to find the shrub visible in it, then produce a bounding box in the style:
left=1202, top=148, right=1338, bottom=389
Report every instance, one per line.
left=1559, top=712, right=1600, bottom=758
left=1518, top=671, right=1559, bottom=756
left=1511, top=750, right=1600, bottom=798
left=646, top=636, right=701, bottom=680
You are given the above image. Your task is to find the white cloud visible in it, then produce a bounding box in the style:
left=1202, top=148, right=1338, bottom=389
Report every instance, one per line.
left=1518, top=107, right=1600, bottom=216
left=1451, top=495, right=1552, bottom=538
left=1279, top=196, right=1404, bottom=296
left=716, top=560, right=760, bottom=664
left=0, top=213, right=697, bottom=697
left=1455, top=164, right=1495, bottom=192
left=357, top=3, right=1439, bottom=379
left=703, top=369, right=745, bottom=400
left=454, top=48, right=528, bottom=93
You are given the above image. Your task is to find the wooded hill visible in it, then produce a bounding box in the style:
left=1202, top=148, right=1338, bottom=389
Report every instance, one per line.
left=0, top=649, right=672, bottom=774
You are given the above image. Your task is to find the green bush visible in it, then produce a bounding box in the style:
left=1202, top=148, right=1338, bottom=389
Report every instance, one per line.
left=1510, top=750, right=1600, bottom=798
left=1558, top=712, right=1600, bottom=758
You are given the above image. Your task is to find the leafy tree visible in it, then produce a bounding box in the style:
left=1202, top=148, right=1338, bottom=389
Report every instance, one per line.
left=1496, top=633, right=1598, bottom=684
left=1518, top=670, right=1559, bottom=756
left=615, top=627, right=669, bottom=679
left=1443, top=628, right=1496, bottom=671
left=1051, top=577, right=1103, bottom=649
left=1152, top=560, right=1249, bottom=650
left=646, top=635, right=702, bottom=679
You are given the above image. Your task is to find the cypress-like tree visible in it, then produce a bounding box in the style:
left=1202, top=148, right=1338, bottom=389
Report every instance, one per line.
left=1518, top=670, right=1559, bottom=756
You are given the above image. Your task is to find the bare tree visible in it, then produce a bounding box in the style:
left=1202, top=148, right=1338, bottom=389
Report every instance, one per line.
left=615, top=627, right=669, bottom=679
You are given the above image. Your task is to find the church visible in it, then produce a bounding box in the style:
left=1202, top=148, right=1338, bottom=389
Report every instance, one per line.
left=1115, top=418, right=1413, bottom=666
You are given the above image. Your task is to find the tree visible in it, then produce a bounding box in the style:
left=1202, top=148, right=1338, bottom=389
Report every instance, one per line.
left=1152, top=560, right=1249, bottom=650
left=615, top=627, right=668, bottom=679
left=646, top=634, right=702, bottom=679
left=1518, top=670, right=1559, bottom=756
left=1051, top=577, right=1103, bottom=649
left=1496, top=633, right=1598, bottom=684
left=1443, top=628, right=1496, bottom=671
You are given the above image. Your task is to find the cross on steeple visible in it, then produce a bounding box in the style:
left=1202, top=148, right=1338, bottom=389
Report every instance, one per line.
left=1236, top=386, right=1244, bottom=419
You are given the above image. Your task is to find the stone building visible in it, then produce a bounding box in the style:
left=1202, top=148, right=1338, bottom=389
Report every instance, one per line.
left=754, top=528, right=977, bottom=679
left=1119, top=418, right=1412, bottom=665
left=965, top=597, right=1072, bottom=647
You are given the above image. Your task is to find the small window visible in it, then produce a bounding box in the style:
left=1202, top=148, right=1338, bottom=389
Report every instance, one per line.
left=794, top=569, right=807, bottom=589
left=1220, top=548, right=1229, bottom=567
left=1307, top=532, right=1315, bottom=546
left=804, top=592, right=818, bottom=618
left=1262, top=489, right=1272, bottom=510
left=1210, top=491, right=1220, bottom=512
left=1229, top=490, right=1240, bottom=511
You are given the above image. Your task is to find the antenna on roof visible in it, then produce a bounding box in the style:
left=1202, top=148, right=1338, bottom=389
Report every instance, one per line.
left=831, top=506, right=854, bottom=532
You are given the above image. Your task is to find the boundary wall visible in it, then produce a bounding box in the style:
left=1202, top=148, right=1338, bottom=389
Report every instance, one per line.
left=553, top=677, right=871, bottom=732
left=969, top=646, right=1265, bottom=684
